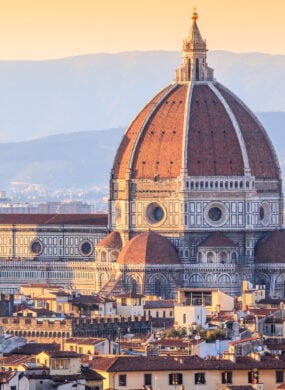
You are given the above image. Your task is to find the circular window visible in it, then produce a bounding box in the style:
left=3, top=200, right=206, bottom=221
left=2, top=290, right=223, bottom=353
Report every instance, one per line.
left=80, top=240, right=93, bottom=256
left=208, top=207, right=222, bottom=222
left=204, top=202, right=229, bottom=227
left=30, top=240, right=43, bottom=255
left=145, top=202, right=166, bottom=226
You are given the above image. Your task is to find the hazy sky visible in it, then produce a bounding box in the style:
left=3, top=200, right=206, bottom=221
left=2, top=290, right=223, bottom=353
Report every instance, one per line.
left=0, top=0, right=284, bottom=60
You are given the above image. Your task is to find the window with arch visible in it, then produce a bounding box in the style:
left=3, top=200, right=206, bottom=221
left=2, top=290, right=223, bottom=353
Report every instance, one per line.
left=190, top=274, right=202, bottom=283
left=207, top=252, right=214, bottom=263
left=220, top=252, right=227, bottom=263
left=218, top=274, right=231, bottom=284
left=154, top=279, right=162, bottom=297
left=111, top=251, right=119, bottom=262
left=231, top=252, right=237, bottom=262
left=196, top=58, right=199, bottom=80
left=101, top=251, right=107, bottom=262
left=198, top=252, right=203, bottom=262
left=188, top=58, right=191, bottom=80
left=206, top=274, right=214, bottom=283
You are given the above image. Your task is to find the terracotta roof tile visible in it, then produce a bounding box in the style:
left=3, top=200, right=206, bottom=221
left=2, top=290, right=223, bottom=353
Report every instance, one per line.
left=117, top=230, right=179, bottom=265
left=144, top=300, right=174, bottom=309
left=187, top=84, right=244, bottom=176
left=216, top=83, right=280, bottom=179
left=199, top=232, right=238, bottom=248
left=255, top=230, right=285, bottom=263
left=0, top=213, right=107, bottom=226
left=96, top=231, right=122, bottom=249
left=15, top=343, right=60, bottom=355
left=132, top=85, right=187, bottom=179
left=113, top=85, right=173, bottom=179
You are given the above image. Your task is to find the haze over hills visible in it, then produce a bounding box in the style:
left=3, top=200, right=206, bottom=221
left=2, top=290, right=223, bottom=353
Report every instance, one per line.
left=0, top=111, right=285, bottom=201
left=0, top=51, right=284, bottom=201
left=0, top=51, right=284, bottom=142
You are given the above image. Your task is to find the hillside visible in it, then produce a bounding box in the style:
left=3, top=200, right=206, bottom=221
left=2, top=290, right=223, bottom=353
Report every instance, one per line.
left=0, top=51, right=284, bottom=142
left=0, top=111, right=284, bottom=198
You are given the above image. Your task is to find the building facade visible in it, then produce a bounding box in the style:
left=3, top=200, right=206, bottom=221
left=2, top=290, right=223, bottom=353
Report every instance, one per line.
left=0, top=11, right=284, bottom=298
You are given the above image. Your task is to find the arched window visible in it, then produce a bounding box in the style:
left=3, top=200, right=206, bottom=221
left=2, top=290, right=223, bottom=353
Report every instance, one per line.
left=196, top=58, right=199, bottom=80
left=218, top=274, right=231, bottom=284
left=154, top=279, right=162, bottom=297
left=220, top=252, right=227, bottom=263
left=198, top=252, right=203, bottom=262
left=206, top=274, right=214, bottom=283
left=190, top=274, right=202, bottom=283
left=188, top=58, right=191, bottom=80
left=111, top=251, right=119, bottom=262
left=131, top=279, right=137, bottom=294
left=101, top=251, right=107, bottom=262
left=207, top=252, right=214, bottom=263
left=231, top=252, right=237, bottom=262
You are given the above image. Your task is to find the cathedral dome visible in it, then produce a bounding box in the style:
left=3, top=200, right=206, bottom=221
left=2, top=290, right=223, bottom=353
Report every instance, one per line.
left=117, top=230, right=179, bottom=265
left=112, top=14, right=280, bottom=182
left=255, top=231, right=285, bottom=264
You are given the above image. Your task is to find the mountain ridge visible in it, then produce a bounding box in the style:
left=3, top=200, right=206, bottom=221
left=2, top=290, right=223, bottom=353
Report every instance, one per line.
left=0, top=50, right=284, bottom=142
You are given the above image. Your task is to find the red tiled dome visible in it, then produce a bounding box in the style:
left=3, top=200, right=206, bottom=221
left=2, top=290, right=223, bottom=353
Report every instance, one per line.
left=255, top=231, right=285, bottom=263
left=117, top=230, right=179, bottom=265
left=97, top=231, right=122, bottom=250
left=112, top=82, right=280, bottom=180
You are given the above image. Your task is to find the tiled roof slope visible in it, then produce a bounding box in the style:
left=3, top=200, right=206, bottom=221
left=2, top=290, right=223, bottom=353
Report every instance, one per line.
left=96, top=231, right=122, bottom=249
left=255, top=230, right=285, bottom=263
left=112, top=85, right=173, bottom=179
left=0, top=213, right=107, bottom=226
left=112, top=81, right=280, bottom=180
left=199, top=232, right=238, bottom=248
left=132, top=84, right=187, bottom=179
left=117, top=230, right=179, bottom=265
left=216, top=83, right=280, bottom=179
left=91, top=355, right=285, bottom=372
left=187, top=84, right=244, bottom=176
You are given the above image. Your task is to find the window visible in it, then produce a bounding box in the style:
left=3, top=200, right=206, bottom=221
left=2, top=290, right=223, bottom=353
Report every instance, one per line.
left=169, top=373, right=183, bottom=385
left=195, top=372, right=206, bottom=384
left=119, top=374, right=127, bottom=386
left=248, top=370, right=259, bottom=384
left=276, top=370, right=284, bottom=383
left=221, top=371, right=232, bottom=384
left=144, top=373, right=152, bottom=386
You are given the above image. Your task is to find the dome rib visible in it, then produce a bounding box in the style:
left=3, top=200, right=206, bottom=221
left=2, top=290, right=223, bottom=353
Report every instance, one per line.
left=112, top=85, right=172, bottom=180
left=131, top=84, right=188, bottom=179
left=215, top=83, right=281, bottom=179
left=208, top=82, right=251, bottom=175
left=187, top=83, right=244, bottom=176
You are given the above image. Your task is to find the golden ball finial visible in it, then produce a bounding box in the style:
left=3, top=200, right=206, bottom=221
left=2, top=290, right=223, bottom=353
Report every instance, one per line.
left=192, top=7, right=198, bottom=21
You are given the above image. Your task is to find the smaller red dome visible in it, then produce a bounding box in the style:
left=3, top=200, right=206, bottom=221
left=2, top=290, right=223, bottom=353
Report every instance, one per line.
left=117, top=230, right=179, bottom=265
left=97, top=231, right=122, bottom=250
left=255, top=231, right=285, bottom=263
